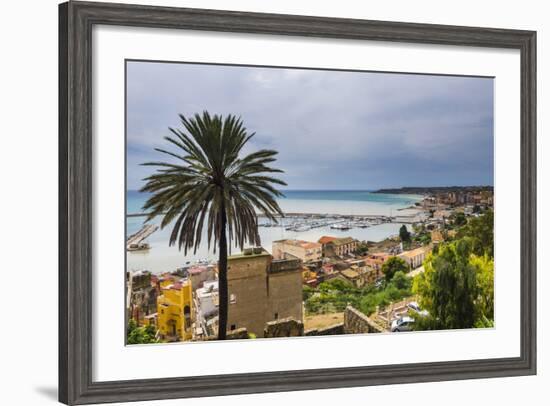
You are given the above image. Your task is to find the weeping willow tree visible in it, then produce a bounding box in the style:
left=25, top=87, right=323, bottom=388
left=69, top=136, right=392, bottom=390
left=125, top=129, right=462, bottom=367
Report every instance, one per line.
left=412, top=236, right=494, bottom=330
left=141, top=112, right=286, bottom=339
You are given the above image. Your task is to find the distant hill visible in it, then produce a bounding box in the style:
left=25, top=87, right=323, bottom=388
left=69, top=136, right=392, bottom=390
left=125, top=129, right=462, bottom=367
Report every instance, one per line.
left=373, top=186, right=494, bottom=195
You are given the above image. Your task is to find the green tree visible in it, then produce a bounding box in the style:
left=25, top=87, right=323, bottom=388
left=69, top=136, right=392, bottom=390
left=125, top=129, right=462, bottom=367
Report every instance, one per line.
left=142, top=112, right=286, bottom=340
left=413, top=239, right=478, bottom=329
left=453, top=212, right=467, bottom=227
left=127, top=320, right=158, bottom=344
left=390, top=270, right=411, bottom=290
left=381, top=256, right=409, bottom=282
left=471, top=254, right=494, bottom=321
left=354, top=241, right=369, bottom=256
left=399, top=225, right=411, bottom=244
left=457, top=210, right=494, bottom=258
left=302, top=285, right=315, bottom=301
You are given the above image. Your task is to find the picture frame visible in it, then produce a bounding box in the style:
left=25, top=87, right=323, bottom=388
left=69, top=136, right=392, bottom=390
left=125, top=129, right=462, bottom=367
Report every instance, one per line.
left=59, top=1, right=537, bottom=404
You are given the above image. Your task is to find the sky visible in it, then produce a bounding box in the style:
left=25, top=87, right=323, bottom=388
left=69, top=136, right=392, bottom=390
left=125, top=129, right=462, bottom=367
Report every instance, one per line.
left=126, top=61, right=494, bottom=191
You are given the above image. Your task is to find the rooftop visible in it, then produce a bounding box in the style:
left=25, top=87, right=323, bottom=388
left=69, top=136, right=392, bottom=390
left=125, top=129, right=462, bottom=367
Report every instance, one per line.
left=318, top=236, right=337, bottom=245
left=275, top=239, right=321, bottom=249
left=399, top=246, right=431, bottom=258
left=188, top=265, right=209, bottom=274
left=270, top=258, right=302, bottom=273
left=197, top=280, right=219, bottom=297
left=341, top=269, right=360, bottom=279
left=228, top=247, right=270, bottom=260
left=368, top=252, right=390, bottom=259
left=330, top=237, right=356, bottom=246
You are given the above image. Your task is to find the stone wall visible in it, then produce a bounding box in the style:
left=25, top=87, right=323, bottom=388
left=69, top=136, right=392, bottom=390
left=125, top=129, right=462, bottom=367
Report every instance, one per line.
left=305, top=323, right=344, bottom=336
left=227, top=253, right=272, bottom=337
left=270, top=258, right=302, bottom=273
left=264, top=317, right=304, bottom=338
left=267, top=266, right=303, bottom=325
left=226, top=327, right=249, bottom=340
left=344, top=306, right=385, bottom=334
left=227, top=251, right=303, bottom=338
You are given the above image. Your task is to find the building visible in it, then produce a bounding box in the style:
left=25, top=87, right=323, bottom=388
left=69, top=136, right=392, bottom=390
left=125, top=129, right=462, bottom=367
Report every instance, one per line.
left=272, top=239, right=322, bottom=263
left=364, top=252, right=391, bottom=271
left=157, top=278, right=193, bottom=342
left=398, top=246, right=432, bottom=269
left=319, top=236, right=358, bottom=257
left=322, top=263, right=336, bottom=275
left=126, top=270, right=157, bottom=326
left=187, top=265, right=215, bottom=291
left=340, top=268, right=363, bottom=288
left=361, top=265, right=380, bottom=285
left=226, top=248, right=303, bottom=338
left=318, top=236, right=337, bottom=257
left=196, top=280, right=219, bottom=318
left=433, top=209, right=453, bottom=221
left=302, top=267, right=318, bottom=285
left=195, top=280, right=219, bottom=338
left=431, top=229, right=444, bottom=244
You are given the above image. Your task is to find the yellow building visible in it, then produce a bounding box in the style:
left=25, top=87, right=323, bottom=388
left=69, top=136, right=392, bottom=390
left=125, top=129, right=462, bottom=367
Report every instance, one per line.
left=302, top=267, right=317, bottom=284
left=157, top=279, right=193, bottom=342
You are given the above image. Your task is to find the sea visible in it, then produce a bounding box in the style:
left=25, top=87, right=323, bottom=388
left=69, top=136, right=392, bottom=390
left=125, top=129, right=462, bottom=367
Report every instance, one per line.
left=126, top=190, right=423, bottom=273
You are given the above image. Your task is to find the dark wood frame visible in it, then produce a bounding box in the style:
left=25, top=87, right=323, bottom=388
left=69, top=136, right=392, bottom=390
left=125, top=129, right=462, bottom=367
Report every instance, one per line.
left=59, top=1, right=537, bottom=404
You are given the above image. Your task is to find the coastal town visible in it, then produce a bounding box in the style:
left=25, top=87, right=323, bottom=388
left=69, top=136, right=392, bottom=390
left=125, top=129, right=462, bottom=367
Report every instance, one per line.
left=126, top=186, right=494, bottom=344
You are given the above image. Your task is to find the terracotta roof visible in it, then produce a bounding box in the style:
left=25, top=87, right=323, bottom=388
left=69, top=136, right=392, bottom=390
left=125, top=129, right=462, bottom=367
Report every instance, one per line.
left=318, top=236, right=337, bottom=244
left=188, top=266, right=208, bottom=274
left=301, top=242, right=321, bottom=249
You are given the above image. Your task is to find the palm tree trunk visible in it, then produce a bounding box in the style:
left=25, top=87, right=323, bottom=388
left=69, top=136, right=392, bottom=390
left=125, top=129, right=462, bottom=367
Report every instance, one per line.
left=217, top=206, right=228, bottom=340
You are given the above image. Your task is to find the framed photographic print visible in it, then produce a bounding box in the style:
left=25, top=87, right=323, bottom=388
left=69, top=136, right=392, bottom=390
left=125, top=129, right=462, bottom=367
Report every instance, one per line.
left=59, top=1, right=536, bottom=404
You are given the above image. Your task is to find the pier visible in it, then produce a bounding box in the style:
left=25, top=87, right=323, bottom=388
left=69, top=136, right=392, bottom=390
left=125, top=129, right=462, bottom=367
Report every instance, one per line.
left=127, top=224, right=159, bottom=251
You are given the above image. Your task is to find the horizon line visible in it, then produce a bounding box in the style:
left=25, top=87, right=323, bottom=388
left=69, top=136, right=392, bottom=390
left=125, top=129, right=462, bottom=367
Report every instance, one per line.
left=127, top=185, right=494, bottom=193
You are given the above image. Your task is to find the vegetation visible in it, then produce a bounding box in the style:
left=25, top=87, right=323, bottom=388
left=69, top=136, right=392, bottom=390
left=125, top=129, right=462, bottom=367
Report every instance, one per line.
left=303, top=285, right=315, bottom=301
left=304, top=273, right=412, bottom=317
left=354, top=241, right=369, bottom=256
left=304, top=211, right=493, bottom=332
left=453, top=212, right=467, bottom=227
left=399, top=224, right=411, bottom=244
left=412, top=224, right=431, bottom=245
left=412, top=211, right=494, bottom=330
left=457, top=209, right=494, bottom=257
left=141, top=112, right=286, bottom=339
left=391, top=270, right=411, bottom=290
left=127, top=320, right=158, bottom=344
left=381, top=256, right=409, bottom=282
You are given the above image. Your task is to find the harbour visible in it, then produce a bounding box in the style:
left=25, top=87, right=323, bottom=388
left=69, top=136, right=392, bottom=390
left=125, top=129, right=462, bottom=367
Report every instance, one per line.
left=125, top=190, right=425, bottom=272
left=127, top=224, right=159, bottom=251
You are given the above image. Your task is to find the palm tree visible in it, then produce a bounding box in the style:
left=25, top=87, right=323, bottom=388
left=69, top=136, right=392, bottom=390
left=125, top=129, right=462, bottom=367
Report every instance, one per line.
left=141, top=112, right=286, bottom=340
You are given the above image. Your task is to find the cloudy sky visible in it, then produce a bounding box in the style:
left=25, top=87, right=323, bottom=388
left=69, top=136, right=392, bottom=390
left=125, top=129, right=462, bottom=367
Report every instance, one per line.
left=126, top=61, right=494, bottom=191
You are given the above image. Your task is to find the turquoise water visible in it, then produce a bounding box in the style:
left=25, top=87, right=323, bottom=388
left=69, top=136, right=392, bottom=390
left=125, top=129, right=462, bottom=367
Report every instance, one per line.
left=127, top=190, right=420, bottom=217
left=126, top=190, right=422, bottom=273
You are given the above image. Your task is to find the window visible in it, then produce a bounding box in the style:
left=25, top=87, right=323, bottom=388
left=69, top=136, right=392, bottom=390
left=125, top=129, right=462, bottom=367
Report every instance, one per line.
left=230, top=324, right=236, bottom=330
left=274, top=312, right=279, bottom=320
left=183, top=305, right=191, bottom=329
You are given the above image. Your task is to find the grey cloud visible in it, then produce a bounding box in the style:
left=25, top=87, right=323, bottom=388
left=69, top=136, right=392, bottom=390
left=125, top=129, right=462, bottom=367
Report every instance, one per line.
left=126, top=61, right=493, bottom=190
